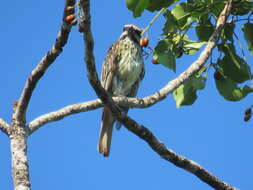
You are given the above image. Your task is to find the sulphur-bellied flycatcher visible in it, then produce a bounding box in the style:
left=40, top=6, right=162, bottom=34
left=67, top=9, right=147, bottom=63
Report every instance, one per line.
left=98, top=24, right=145, bottom=156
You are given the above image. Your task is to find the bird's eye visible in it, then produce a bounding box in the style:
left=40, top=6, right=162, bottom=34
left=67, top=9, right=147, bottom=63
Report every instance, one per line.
left=123, top=26, right=128, bottom=31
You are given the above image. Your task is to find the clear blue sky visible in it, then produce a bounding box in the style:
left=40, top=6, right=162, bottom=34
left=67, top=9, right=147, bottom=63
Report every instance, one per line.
left=0, top=1, right=253, bottom=189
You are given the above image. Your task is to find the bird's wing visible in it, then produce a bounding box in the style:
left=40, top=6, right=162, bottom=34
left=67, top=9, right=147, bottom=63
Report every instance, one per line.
left=98, top=41, right=120, bottom=156
left=127, top=65, right=145, bottom=97
left=101, top=41, right=120, bottom=92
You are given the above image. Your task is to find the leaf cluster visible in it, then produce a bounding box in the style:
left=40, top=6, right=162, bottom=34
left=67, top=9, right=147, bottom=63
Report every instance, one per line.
left=125, top=0, right=253, bottom=107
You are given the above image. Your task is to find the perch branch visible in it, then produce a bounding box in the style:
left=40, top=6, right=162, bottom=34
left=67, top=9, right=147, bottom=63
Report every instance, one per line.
left=27, top=0, right=234, bottom=133
left=79, top=0, right=237, bottom=189
left=28, top=100, right=101, bottom=133
left=12, top=0, right=76, bottom=124
left=27, top=96, right=151, bottom=133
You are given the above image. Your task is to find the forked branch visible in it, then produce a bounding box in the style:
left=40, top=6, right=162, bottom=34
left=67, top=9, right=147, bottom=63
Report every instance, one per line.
left=79, top=0, right=237, bottom=189
left=28, top=0, right=235, bottom=133
left=9, top=1, right=76, bottom=190
left=12, top=0, right=76, bottom=124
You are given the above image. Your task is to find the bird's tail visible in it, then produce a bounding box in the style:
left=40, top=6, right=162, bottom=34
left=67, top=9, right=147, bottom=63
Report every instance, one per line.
left=98, top=107, right=115, bottom=157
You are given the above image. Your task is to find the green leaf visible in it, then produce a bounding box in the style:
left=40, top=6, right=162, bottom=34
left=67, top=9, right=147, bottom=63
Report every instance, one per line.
left=231, top=1, right=253, bottom=16
left=218, top=43, right=251, bottom=83
left=154, top=39, right=177, bottom=71
left=215, top=74, right=253, bottom=101
left=147, top=0, right=178, bottom=12
left=184, top=40, right=206, bottom=54
left=242, top=23, right=253, bottom=56
left=125, top=0, right=178, bottom=16
left=171, top=3, right=191, bottom=29
left=153, top=50, right=176, bottom=71
left=210, top=2, right=225, bottom=18
left=191, top=76, right=206, bottom=90
left=125, top=0, right=149, bottom=17
left=221, top=22, right=235, bottom=42
left=196, top=19, right=214, bottom=42
left=173, top=76, right=206, bottom=108
left=155, top=39, right=171, bottom=53
left=162, top=10, right=177, bottom=34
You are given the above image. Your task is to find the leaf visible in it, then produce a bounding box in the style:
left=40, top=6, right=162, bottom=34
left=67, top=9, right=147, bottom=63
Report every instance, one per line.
left=218, top=43, right=251, bottom=83
left=215, top=74, right=253, bottom=101
left=147, top=0, right=178, bottom=12
left=153, top=50, right=176, bottom=71
left=171, top=3, right=191, bottom=29
left=162, top=10, right=177, bottom=34
left=231, top=1, right=253, bottom=16
left=242, top=23, right=253, bottom=56
left=154, top=39, right=176, bottom=71
left=173, top=76, right=206, bottom=108
left=196, top=19, right=214, bottom=42
left=210, top=2, right=225, bottom=18
left=183, top=40, right=206, bottom=54
left=125, top=0, right=149, bottom=17
left=125, top=0, right=178, bottom=17
left=221, top=22, right=235, bottom=42
left=191, top=76, right=205, bottom=90
left=155, top=39, right=171, bottom=53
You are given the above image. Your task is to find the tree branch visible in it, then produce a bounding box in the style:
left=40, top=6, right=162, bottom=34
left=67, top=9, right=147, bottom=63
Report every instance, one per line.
left=27, top=96, right=152, bottom=133
left=12, top=0, right=76, bottom=124
left=28, top=100, right=102, bottom=134
left=0, top=118, right=10, bottom=135
left=114, top=0, right=233, bottom=109
left=26, top=0, right=234, bottom=133
left=79, top=0, right=237, bottom=189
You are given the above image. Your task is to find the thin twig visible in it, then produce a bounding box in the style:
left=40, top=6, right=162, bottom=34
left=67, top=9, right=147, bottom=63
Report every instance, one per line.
left=79, top=0, right=237, bottom=189
left=12, top=0, right=76, bottom=124
left=141, top=8, right=166, bottom=36
left=0, top=118, right=10, bottom=135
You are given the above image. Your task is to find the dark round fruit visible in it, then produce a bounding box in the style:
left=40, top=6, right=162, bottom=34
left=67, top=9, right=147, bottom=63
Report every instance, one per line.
left=244, top=114, right=251, bottom=122
left=152, top=58, right=159, bottom=65
left=214, top=71, right=224, bottom=81
left=245, top=108, right=252, bottom=115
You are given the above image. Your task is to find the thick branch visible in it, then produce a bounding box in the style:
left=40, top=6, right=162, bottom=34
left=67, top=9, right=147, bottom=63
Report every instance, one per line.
left=9, top=1, right=76, bottom=190
left=0, top=118, right=10, bottom=135
left=79, top=0, right=237, bottom=189
left=10, top=135, right=30, bottom=190
left=12, top=0, right=76, bottom=124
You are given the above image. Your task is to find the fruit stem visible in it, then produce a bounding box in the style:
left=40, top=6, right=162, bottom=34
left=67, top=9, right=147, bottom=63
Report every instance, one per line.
left=141, top=8, right=166, bottom=36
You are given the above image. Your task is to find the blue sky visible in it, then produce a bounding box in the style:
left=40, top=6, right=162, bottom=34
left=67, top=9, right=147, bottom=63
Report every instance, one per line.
left=0, top=1, right=253, bottom=189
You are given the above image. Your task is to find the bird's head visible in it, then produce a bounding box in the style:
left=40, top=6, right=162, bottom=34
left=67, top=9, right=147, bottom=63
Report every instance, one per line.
left=119, top=24, right=142, bottom=44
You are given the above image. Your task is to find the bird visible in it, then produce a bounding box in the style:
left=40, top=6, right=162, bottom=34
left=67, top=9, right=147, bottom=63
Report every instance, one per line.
left=98, top=24, right=145, bottom=157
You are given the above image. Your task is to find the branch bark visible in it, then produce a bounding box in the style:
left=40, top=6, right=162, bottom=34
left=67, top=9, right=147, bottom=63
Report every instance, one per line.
left=9, top=1, right=76, bottom=190
left=79, top=0, right=238, bottom=190
left=26, top=0, right=235, bottom=133
left=12, top=0, right=75, bottom=124
left=0, top=118, right=10, bottom=135
left=10, top=134, right=30, bottom=190
left=28, top=100, right=101, bottom=133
